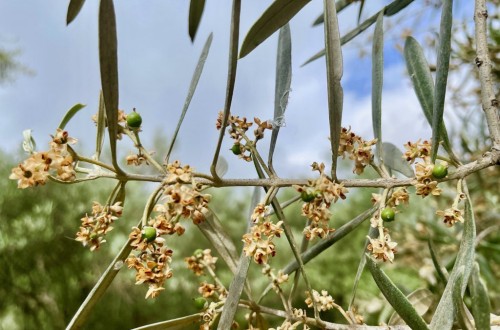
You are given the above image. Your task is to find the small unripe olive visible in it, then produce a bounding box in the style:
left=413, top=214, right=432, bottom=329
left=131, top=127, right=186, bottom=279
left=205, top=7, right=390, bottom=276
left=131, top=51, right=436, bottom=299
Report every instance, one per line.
left=141, top=226, right=157, bottom=243
left=193, top=297, right=207, bottom=310
left=231, top=143, right=242, bottom=155
left=432, top=163, right=448, bottom=179
left=381, top=207, right=396, bottom=222
left=126, top=111, right=142, bottom=128
left=300, top=191, right=316, bottom=202
left=193, top=249, right=204, bottom=258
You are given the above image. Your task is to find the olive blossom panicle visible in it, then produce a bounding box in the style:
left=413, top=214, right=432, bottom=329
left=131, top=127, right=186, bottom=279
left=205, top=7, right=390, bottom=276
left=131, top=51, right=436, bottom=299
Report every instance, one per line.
left=9, top=129, right=77, bottom=188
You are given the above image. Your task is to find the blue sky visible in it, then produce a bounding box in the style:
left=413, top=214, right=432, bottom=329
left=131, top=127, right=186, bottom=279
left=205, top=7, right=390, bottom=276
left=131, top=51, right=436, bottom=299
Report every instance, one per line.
left=0, top=1, right=473, bottom=178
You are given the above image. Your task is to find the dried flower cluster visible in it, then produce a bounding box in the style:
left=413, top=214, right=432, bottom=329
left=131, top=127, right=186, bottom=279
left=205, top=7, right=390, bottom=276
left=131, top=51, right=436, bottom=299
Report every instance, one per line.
left=126, top=229, right=174, bottom=299
left=338, top=127, right=377, bottom=174
left=294, top=162, right=348, bottom=240
left=262, top=264, right=289, bottom=293
left=216, top=111, right=272, bottom=161
left=367, top=229, right=398, bottom=263
left=242, top=204, right=283, bottom=264
left=91, top=109, right=127, bottom=139
left=75, top=201, right=123, bottom=251
left=436, top=190, right=466, bottom=227
left=185, top=249, right=218, bottom=276
left=305, top=290, right=335, bottom=312
left=403, top=139, right=442, bottom=197
left=9, top=129, right=77, bottom=188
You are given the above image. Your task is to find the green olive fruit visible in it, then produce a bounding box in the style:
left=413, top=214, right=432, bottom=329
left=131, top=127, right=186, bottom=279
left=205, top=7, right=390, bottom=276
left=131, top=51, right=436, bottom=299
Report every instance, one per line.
left=193, top=249, right=204, bottom=258
left=193, top=297, right=207, bottom=310
left=381, top=207, right=396, bottom=222
left=141, top=226, right=157, bottom=243
left=300, top=191, right=316, bottom=202
left=231, top=143, right=242, bottom=155
left=126, top=111, right=142, bottom=128
left=432, top=163, right=448, bottom=179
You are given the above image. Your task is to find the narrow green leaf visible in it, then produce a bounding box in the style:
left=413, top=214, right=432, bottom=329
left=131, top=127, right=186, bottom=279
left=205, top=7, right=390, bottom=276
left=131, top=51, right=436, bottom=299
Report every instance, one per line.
left=349, top=225, right=378, bottom=310
left=188, top=0, right=206, bottom=42
left=366, top=255, right=429, bottom=330
left=67, top=0, right=86, bottom=25
left=452, top=267, right=474, bottom=330
left=357, top=0, right=366, bottom=25
left=210, top=0, right=240, bottom=179
left=58, top=103, right=86, bottom=130
left=469, top=263, right=491, bottom=330
left=372, top=12, right=384, bottom=162
left=239, top=0, right=310, bottom=59
left=198, top=210, right=239, bottom=274
left=312, top=0, right=355, bottom=26
left=98, top=0, right=123, bottom=174
left=381, top=142, right=414, bottom=177
left=95, top=91, right=106, bottom=160
left=427, top=238, right=449, bottom=284
left=389, top=288, right=434, bottom=325
left=430, top=0, right=453, bottom=163
left=66, top=234, right=135, bottom=329
left=165, top=33, right=213, bottom=163
left=403, top=37, right=453, bottom=157
left=132, top=313, right=202, bottom=330
left=323, top=0, right=344, bottom=180
left=303, top=0, right=414, bottom=66
left=268, top=24, right=292, bottom=172
left=430, top=189, right=476, bottom=330
left=217, top=188, right=261, bottom=329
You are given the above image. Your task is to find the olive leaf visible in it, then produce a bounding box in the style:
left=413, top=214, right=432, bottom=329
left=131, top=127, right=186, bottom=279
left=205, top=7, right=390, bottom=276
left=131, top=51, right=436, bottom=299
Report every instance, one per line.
left=366, top=255, right=429, bottom=329
left=67, top=0, right=86, bottom=25
left=430, top=189, right=476, bottom=330
left=188, top=0, right=206, bottom=42
left=427, top=238, right=449, bottom=284
left=131, top=313, right=202, bottom=330
left=404, top=37, right=454, bottom=159
left=303, top=0, right=414, bottom=66
left=95, top=91, right=106, bottom=160
left=323, top=0, right=344, bottom=180
left=381, top=142, right=414, bottom=177
left=469, top=263, right=491, bottom=330
left=22, top=129, right=36, bottom=154
left=58, top=103, right=86, bottom=130
left=311, top=0, right=353, bottom=26
left=98, top=0, right=123, bottom=174
left=239, top=0, right=310, bottom=59
left=430, top=0, right=453, bottom=163
left=388, top=288, right=434, bottom=325
left=269, top=24, right=292, bottom=173
left=372, top=12, right=384, bottom=162
left=165, top=33, right=213, bottom=163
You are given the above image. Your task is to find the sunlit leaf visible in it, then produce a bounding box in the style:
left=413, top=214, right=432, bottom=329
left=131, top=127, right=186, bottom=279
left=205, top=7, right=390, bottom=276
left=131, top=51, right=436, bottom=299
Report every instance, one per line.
left=366, top=255, right=429, bottom=329
left=58, top=103, right=86, bottom=130
left=469, top=263, right=491, bottom=330
left=389, top=288, right=434, bottom=325
left=98, top=0, right=122, bottom=174
left=239, top=0, right=310, bottom=59
left=67, top=0, right=86, bottom=25
left=452, top=267, right=474, bottom=330
left=268, top=24, right=292, bottom=172
left=430, top=0, right=453, bottom=163
left=165, top=33, right=213, bottom=163
left=430, top=188, right=476, bottom=330
left=188, top=0, right=206, bottom=42
left=381, top=142, right=414, bottom=177
left=372, top=12, right=384, bottom=162
left=323, top=0, right=344, bottom=180
left=215, top=156, right=228, bottom=178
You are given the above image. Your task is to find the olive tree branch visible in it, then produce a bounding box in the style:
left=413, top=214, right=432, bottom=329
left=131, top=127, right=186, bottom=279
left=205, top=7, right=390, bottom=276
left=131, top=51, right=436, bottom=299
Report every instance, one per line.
left=474, top=0, right=500, bottom=148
